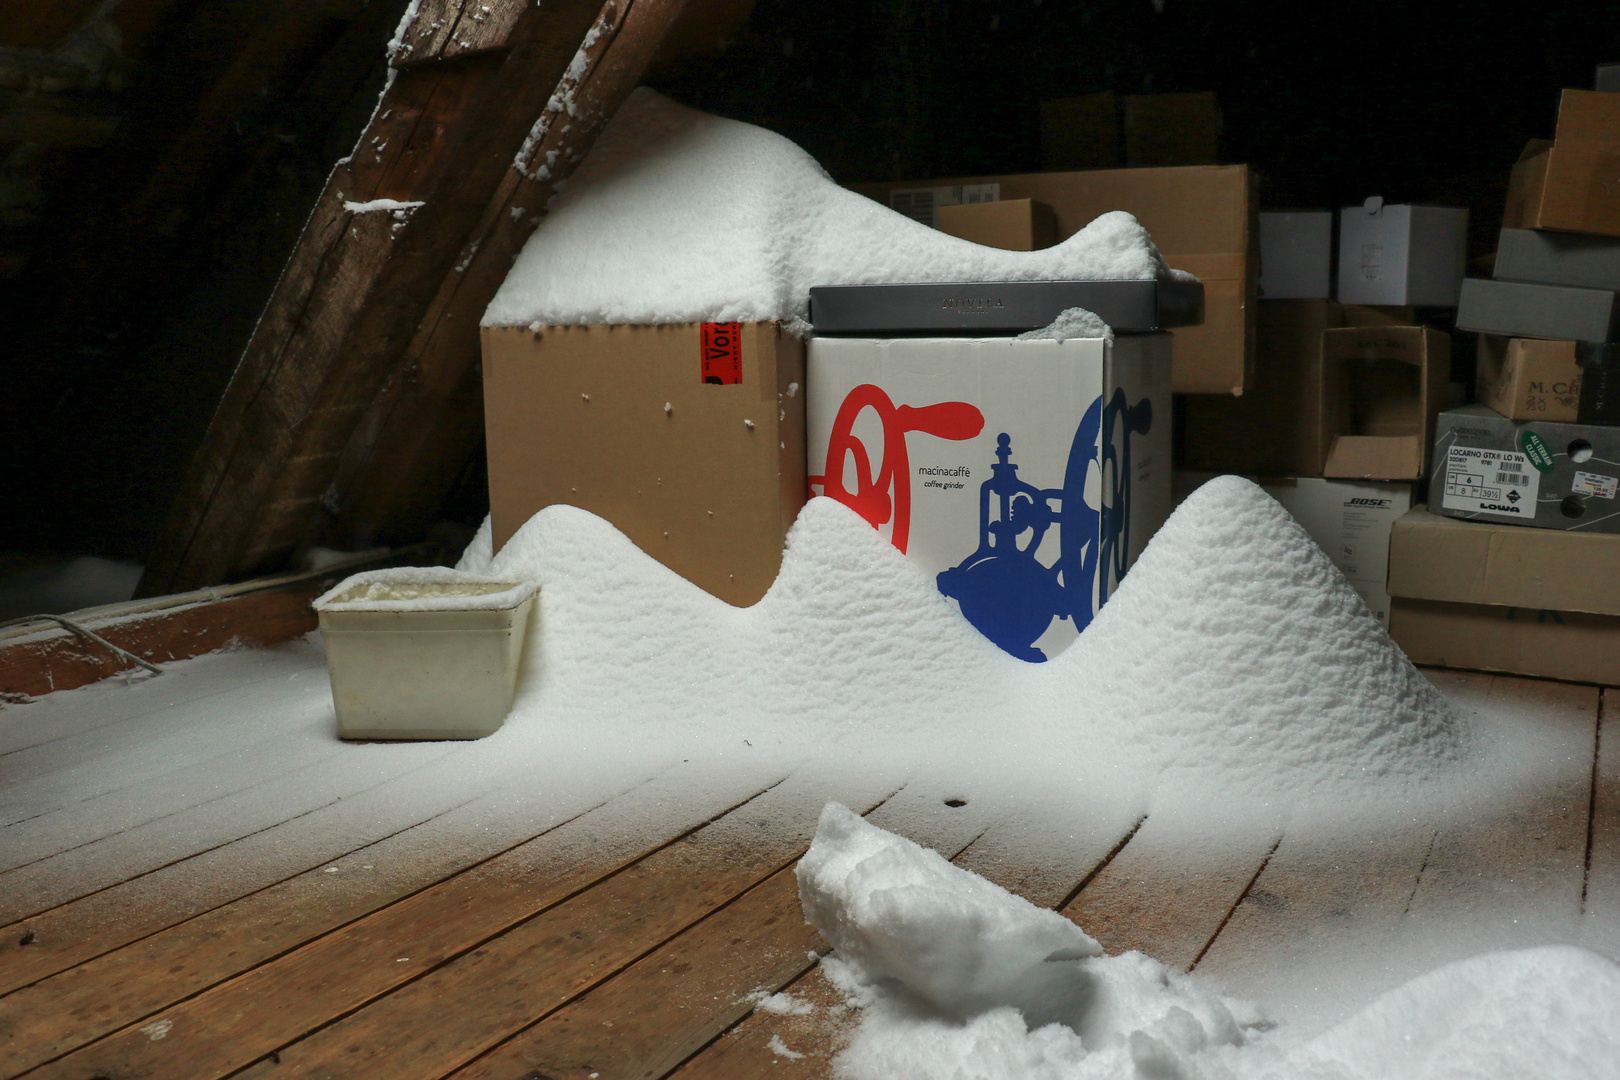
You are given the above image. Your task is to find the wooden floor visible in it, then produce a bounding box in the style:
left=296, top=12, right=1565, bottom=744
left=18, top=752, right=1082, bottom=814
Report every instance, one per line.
left=0, top=664, right=1615, bottom=1080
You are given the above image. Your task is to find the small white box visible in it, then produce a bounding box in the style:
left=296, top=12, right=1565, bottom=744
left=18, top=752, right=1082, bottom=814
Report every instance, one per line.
left=1259, top=211, right=1333, bottom=299
left=1337, top=197, right=1468, bottom=306
left=807, top=333, right=1172, bottom=661
left=314, top=569, right=537, bottom=740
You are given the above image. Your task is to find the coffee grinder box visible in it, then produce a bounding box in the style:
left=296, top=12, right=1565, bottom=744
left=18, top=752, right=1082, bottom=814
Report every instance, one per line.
left=1432, top=404, right=1620, bottom=532
left=806, top=334, right=1173, bottom=661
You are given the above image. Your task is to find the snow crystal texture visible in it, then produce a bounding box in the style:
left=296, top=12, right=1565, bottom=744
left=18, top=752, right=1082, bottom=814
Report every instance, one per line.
left=313, top=567, right=537, bottom=612
left=484, top=89, right=1186, bottom=328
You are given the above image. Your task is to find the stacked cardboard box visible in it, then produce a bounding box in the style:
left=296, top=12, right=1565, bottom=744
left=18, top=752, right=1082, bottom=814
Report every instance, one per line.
left=1387, top=507, right=1620, bottom=684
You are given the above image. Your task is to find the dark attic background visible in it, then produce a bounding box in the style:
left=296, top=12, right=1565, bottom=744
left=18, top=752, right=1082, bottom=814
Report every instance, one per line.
left=2, top=0, right=1617, bottom=579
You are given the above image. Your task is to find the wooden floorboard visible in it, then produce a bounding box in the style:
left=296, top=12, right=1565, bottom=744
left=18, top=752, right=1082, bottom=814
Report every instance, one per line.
left=443, top=784, right=1006, bottom=1080
left=0, top=765, right=781, bottom=1077
left=2, top=669, right=1610, bottom=1080
left=26, top=769, right=895, bottom=1080
left=1063, top=814, right=1280, bottom=973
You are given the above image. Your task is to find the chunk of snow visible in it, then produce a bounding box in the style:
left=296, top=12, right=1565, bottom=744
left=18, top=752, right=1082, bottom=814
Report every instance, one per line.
left=766, top=1034, right=805, bottom=1060
left=1015, top=306, right=1113, bottom=342
left=485, top=89, right=1193, bottom=328
left=798, top=802, right=1100, bottom=1017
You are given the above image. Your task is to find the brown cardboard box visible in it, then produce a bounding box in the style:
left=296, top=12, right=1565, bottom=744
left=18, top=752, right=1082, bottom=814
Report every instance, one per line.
left=1505, top=138, right=1620, bottom=238
left=1040, top=92, right=1120, bottom=170
left=1555, top=89, right=1620, bottom=154
left=1389, top=598, right=1620, bottom=685
left=1475, top=336, right=1582, bottom=422
left=1387, top=505, right=1620, bottom=615
left=1321, top=326, right=1450, bottom=481
left=480, top=322, right=806, bottom=606
left=855, top=165, right=1256, bottom=395
left=1182, top=300, right=1340, bottom=475
left=1182, top=303, right=1416, bottom=477
left=1123, top=91, right=1220, bottom=167
left=936, top=198, right=1059, bottom=251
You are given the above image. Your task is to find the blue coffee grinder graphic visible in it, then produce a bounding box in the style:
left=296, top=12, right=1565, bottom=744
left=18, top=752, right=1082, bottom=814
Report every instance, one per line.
left=936, top=389, right=1152, bottom=661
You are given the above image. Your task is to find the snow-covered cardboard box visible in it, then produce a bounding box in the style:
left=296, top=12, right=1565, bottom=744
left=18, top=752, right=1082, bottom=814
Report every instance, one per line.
left=1336, top=197, right=1468, bottom=307
left=806, top=332, right=1172, bottom=661
left=480, top=322, right=805, bottom=607
left=855, top=165, right=1254, bottom=395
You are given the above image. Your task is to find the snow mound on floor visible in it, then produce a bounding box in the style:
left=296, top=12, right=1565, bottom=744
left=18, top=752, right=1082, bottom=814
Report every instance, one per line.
left=474, top=478, right=1465, bottom=805
left=803, top=811, right=1620, bottom=1080
left=482, top=88, right=1185, bottom=328
left=1038, top=475, right=1464, bottom=792
left=797, top=802, right=1101, bottom=1017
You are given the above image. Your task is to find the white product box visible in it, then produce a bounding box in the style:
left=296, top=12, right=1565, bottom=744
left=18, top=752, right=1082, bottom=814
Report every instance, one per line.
left=807, top=333, right=1173, bottom=661
left=1336, top=197, right=1468, bottom=306
left=1259, top=211, right=1333, bottom=299
left=1174, top=472, right=1411, bottom=627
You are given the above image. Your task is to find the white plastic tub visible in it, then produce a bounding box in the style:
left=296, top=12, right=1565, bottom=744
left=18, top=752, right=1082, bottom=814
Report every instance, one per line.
left=312, top=568, right=538, bottom=740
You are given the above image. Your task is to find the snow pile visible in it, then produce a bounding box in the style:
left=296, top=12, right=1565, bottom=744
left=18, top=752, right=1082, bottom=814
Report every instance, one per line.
left=1036, top=475, right=1463, bottom=793
left=483, top=89, right=1189, bottom=328
left=312, top=567, right=537, bottom=612
left=1015, top=306, right=1113, bottom=342
left=460, top=476, right=1464, bottom=806
left=802, top=808, right=1620, bottom=1080
left=797, top=803, right=1101, bottom=1018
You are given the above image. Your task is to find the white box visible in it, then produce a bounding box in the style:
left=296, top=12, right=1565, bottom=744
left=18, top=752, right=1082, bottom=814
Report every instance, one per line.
left=1174, top=472, right=1411, bottom=627
left=1336, top=197, right=1468, bottom=306
left=1259, top=211, right=1333, bottom=298
left=807, top=334, right=1173, bottom=661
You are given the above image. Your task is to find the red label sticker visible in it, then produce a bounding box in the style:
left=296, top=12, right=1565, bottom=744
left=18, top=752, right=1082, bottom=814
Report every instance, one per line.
left=701, top=322, right=743, bottom=385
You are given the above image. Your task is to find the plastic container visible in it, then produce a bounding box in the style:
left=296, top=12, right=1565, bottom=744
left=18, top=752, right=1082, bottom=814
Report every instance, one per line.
left=312, top=568, right=538, bottom=740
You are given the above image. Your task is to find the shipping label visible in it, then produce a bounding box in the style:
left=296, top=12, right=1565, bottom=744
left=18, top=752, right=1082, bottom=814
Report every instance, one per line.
left=700, top=322, right=742, bottom=384
left=1441, top=446, right=1540, bottom=519
left=1573, top=470, right=1619, bottom=500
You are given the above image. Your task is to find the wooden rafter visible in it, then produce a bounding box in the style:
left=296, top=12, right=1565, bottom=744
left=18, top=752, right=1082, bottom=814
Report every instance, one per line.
left=137, top=0, right=697, bottom=595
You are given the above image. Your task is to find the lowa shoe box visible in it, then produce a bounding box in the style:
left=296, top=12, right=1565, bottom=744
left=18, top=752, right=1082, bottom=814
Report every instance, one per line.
left=806, top=333, right=1173, bottom=662
left=1432, top=404, right=1620, bottom=533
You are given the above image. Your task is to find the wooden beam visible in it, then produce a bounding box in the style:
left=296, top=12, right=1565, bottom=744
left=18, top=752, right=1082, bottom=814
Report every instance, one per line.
left=0, top=87, right=118, bottom=147
left=136, top=0, right=640, bottom=595
left=321, top=0, right=700, bottom=551
left=0, top=545, right=437, bottom=701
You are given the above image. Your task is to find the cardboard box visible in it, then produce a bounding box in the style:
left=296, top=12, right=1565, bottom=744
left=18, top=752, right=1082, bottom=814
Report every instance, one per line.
left=1388, top=505, right=1620, bottom=614
left=1122, top=91, right=1219, bottom=167
left=1389, top=598, right=1620, bottom=685
left=1182, top=300, right=1340, bottom=476
left=480, top=322, right=806, bottom=606
left=1258, top=212, right=1332, bottom=299
left=1321, top=326, right=1450, bottom=481
left=886, top=183, right=1002, bottom=228
left=855, top=165, right=1256, bottom=395
left=1336, top=198, right=1468, bottom=307
left=1431, top=404, right=1620, bottom=532
left=806, top=333, right=1172, bottom=661
left=1176, top=472, right=1410, bottom=627
left=1555, top=89, right=1620, bottom=155
left=935, top=198, right=1059, bottom=251
left=1456, top=277, right=1620, bottom=342
left=1040, top=92, right=1120, bottom=171
left=1504, top=139, right=1620, bottom=238
left=1476, top=336, right=1582, bottom=422
left=1182, top=302, right=1416, bottom=477
left=1494, top=227, right=1620, bottom=291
